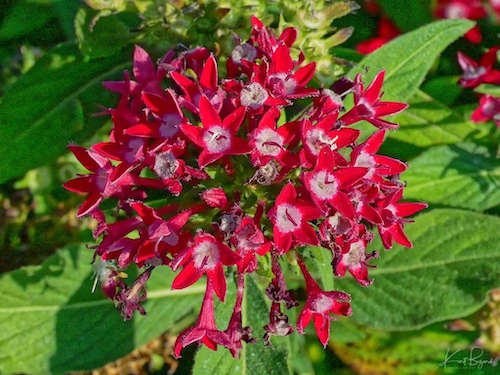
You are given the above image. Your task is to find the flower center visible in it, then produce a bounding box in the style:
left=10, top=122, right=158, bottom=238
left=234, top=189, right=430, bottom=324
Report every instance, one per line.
left=309, top=170, right=338, bottom=200
left=312, top=293, right=334, bottom=313
left=356, top=98, right=376, bottom=118
left=240, top=82, right=269, bottom=109
left=306, top=129, right=338, bottom=155
left=220, top=213, right=240, bottom=235
left=276, top=203, right=302, bottom=233
left=464, top=66, right=487, bottom=80
left=123, top=138, right=144, bottom=164
left=343, top=240, right=366, bottom=268
left=150, top=221, right=180, bottom=246
left=203, top=126, right=231, bottom=153
left=444, top=4, right=467, bottom=19
left=254, top=128, right=284, bottom=156
left=354, top=151, right=375, bottom=179
left=231, top=43, right=257, bottom=64
left=250, top=159, right=281, bottom=185
left=322, top=88, right=344, bottom=109
left=153, top=151, right=179, bottom=180
left=160, top=114, right=182, bottom=138
left=193, top=240, right=220, bottom=270
left=268, top=73, right=297, bottom=97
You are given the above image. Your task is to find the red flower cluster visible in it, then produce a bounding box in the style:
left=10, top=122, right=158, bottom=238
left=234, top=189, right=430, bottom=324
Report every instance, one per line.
left=357, top=0, right=500, bottom=53
left=434, top=0, right=500, bottom=128
left=457, top=47, right=500, bottom=127
left=435, top=0, right=500, bottom=43
left=64, top=17, right=425, bottom=355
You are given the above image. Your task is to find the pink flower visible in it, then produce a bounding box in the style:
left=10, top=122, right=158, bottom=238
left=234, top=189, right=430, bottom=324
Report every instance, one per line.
left=351, top=130, right=407, bottom=187
left=170, top=54, right=225, bottom=114
left=248, top=107, right=298, bottom=167
left=125, top=89, right=185, bottom=140
left=300, top=114, right=360, bottom=168
left=103, top=45, right=165, bottom=98
left=231, top=216, right=272, bottom=273
left=333, top=224, right=379, bottom=287
left=130, top=201, right=203, bottom=265
left=264, top=44, right=318, bottom=103
left=435, top=0, right=486, bottom=43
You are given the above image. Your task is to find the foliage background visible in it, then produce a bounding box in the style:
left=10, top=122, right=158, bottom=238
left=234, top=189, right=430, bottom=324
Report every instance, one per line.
left=0, top=1, right=499, bottom=374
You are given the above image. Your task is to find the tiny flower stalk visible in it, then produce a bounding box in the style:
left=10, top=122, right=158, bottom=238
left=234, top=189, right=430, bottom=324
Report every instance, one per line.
left=64, top=17, right=426, bottom=356
left=225, top=273, right=256, bottom=358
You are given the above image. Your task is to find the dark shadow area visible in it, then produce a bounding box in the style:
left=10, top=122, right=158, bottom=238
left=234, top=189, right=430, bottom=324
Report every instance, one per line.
left=378, top=137, right=423, bottom=162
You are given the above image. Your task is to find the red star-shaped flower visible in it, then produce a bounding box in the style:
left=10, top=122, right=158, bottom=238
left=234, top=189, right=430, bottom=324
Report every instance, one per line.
left=457, top=47, right=500, bottom=88
left=268, top=182, right=321, bottom=254
left=296, top=256, right=352, bottom=347
left=180, top=95, right=251, bottom=168
left=471, top=95, right=500, bottom=127
left=375, top=188, right=428, bottom=249
left=303, top=147, right=367, bottom=218
left=63, top=145, right=137, bottom=217
left=340, top=70, right=408, bottom=129
left=171, top=232, right=241, bottom=301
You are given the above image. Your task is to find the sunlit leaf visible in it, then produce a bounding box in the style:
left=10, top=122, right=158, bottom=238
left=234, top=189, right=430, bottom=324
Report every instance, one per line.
left=0, top=245, right=203, bottom=374
left=403, top=143, right=500, bottom=211
left=349, top=19, right=474, bottom=103
left=335, top=209, right=500, bottom=331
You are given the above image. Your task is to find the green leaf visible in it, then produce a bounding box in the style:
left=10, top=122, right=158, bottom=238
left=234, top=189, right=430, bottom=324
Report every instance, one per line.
left=0, top=44, right=131, bottom=183
left=193, top=275, right=292, bottom=375
left=0, top=245, right=204, bottom=374
left=75, top=8, right=136, bottom=59
left=332, top=322, right=490, bottom=375
left=335, top=209, right=500, bottom=331
left=475, top=83, right=500, bottom=97
left=349, top=19, right=475, bottom=103
left=403, top=143, right=500, bottom=211
left=0, top=1, right=55, bottom=41
left=377, top=0, right=433, bottom=32
left=330, top=318, right=367, bottom=344
left=307, top=246, right=334, bottom=290
left=421, top=75, right=464, bottom=106
left=379, top=90, right=477, bottom=160
left=53, top=0, right=81, bottom=40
